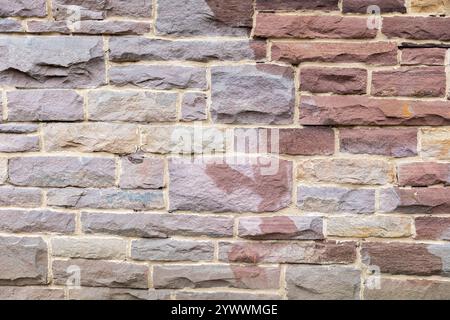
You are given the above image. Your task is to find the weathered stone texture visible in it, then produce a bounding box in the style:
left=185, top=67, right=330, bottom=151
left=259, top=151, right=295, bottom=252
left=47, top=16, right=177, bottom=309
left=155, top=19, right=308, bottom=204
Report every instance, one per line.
left=343, top=0, right=406, bottom=13
left=372, top=67, right=446, bottom=97
left=110, top=65, right=206, bottom=90
left=43, top=123, right=139, bottom=154
left=219, top=241, right=357, bottom=264
left=0, top=37, right=105, bottom=88
left=327, top=216, right=412, bottom=238
left=9, top=157, right=116, bottom=188
left=68, top=288, right=171, bottom=300
left=81, top=212, right=234, bottom=238
left=300, top=67, right=367, bottom=95
left=297, top=159, right=394, bottom=185
left=0, top=0, right=47, bottom=17
left=398, top=162, right=450, bottom=186
left=0, top=18, right=24, bottom=32
left=52, top=237, right=127, bottom=260
left=415, top=217, right=450, bottom=241
left=297, top=186, right=376, bottom=214
left=238, top=216, right=324, bottom=240
left=0, top=236, right=48, bottom=285
left=169, top=157, right=292, bottom=213
left=53, top=0, right=153, bottom=18
left=2, top=0, right=450, bottom=301
left=401, top=48, right=447, bottom=66
left=256, top=14, right=377, bottom=39
left=0, top=210, right=75, bottom=234
left=300, top=96, right=450, bottom=126
left=87, top=90, right=177, bottom=122
left=272, top=42, right=398, bottom=65
left=7, top=90, right=84, bottom=121
left=141, top=126, right=225, bottom=154
left=0, top=187, right=42, bottom=207
left=0, top=134, right=39, bottom=152
left=0, top=158, right=7, bottom=184
left=211, top=64, right=295, bottom=124
left=0, top=287, right=64, bottom=300
left=421, top=129, right=450, bottom=159
left=383, top=17, right=450, bottom=40
left=153, top=265, right=280, bottom=290
left=47, top=188, right=164, bottom=210
left=131, top=239, right=214, bottom=262
left=339, top=128, right=418, bottom=157
left=53, top=259, right=149, bottom=289
left=365, top=278, right=450, bottom=300
left=380, top=187, right=450, bottom=214
left=411, top=0, right=450, bottom=14
left=181, top=93, right=208, bottom=122
left=156, top=0, right=254, bottom=36
left=256, top=0, right=339, bottom=11
left=286, top=265, right=361, bottom=300
left=119, top=155, right=164, bottom=189
left=362, top=242, right=450, bottom=276
left=109, top=37, right=266, bottom=62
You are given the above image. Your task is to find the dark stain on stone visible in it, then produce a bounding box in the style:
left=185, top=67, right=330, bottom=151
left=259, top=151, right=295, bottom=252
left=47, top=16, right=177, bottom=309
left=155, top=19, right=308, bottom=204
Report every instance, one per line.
left=127, top=151, right=144, bottom=164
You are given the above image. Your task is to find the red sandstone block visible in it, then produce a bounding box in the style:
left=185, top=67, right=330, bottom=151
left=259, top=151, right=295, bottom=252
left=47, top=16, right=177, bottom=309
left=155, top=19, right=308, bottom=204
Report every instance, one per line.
left=300, top=95, right=450, bottom=126
left=256, top=0, right=339, bottom=11
left=255, top=14, right=377, bottom=39
left=383, top=17, right=450, bottom=40
left=401, top=48, right=447, bottom=66
left=398, top=162, right=450, bottom=186
left=372, top=67, right=446, bottom=97
left=415, top=217, right=450, bottom=241
left=362, top=242, right=450, bottom=276
left=300, top=67, right=367, bottom=94
left=271, top=42, right=398, bottom=65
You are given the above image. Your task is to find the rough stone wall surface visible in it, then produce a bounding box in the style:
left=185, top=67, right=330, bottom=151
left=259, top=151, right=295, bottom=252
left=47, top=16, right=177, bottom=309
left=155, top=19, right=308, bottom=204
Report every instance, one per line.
left=0, top=0, right=449, bottom=300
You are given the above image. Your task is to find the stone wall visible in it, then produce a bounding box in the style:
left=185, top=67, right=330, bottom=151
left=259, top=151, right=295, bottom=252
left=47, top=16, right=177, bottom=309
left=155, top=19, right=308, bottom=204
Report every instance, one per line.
left=0, top=0, right=450, bottom=300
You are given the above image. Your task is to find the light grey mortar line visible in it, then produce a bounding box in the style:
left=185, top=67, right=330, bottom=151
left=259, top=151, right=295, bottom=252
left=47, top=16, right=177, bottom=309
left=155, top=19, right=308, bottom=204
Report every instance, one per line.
left=367, top=69, right=373, bottom=95
left=46, top=236, right=54, bottom=287
left=356, top=242, right=365, bottom=300
left=103, top=35, right=110, bottom=86
left=289, top=162, right=298, bottom=211
left=205, top=64, right=213, bottom=124
left=445, top=49, right=450, bottom=100
left=250, top=0, right=257, bottom=39
left=293, top=65, right=301, bottom=126
left=108, top=59, right=273, bottom=68
left=160, top=156, right=169, bottom=211
left=1, top=90, right=7, bottom=121
left=406, top=0, right=412, bottom=14
left=46, top=0, right=53, bottom=20
left=371, top=273, right=450, bottom=282
left=175, top=92, right=182, bottom=121
left=151, top=0, right=159, bottom=37
left=279, top=264, right=287, bottom=300
left=148, top=263, right=154, bottom=289
left=417, top=128, right=424, bottom=155
left=267, top=39, right=273, bottom=62
left=213, top=241, right=219, bottom=262
left=74, top=211, right=82, bottom=235
left=77, top=89, right=89, bottom=122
